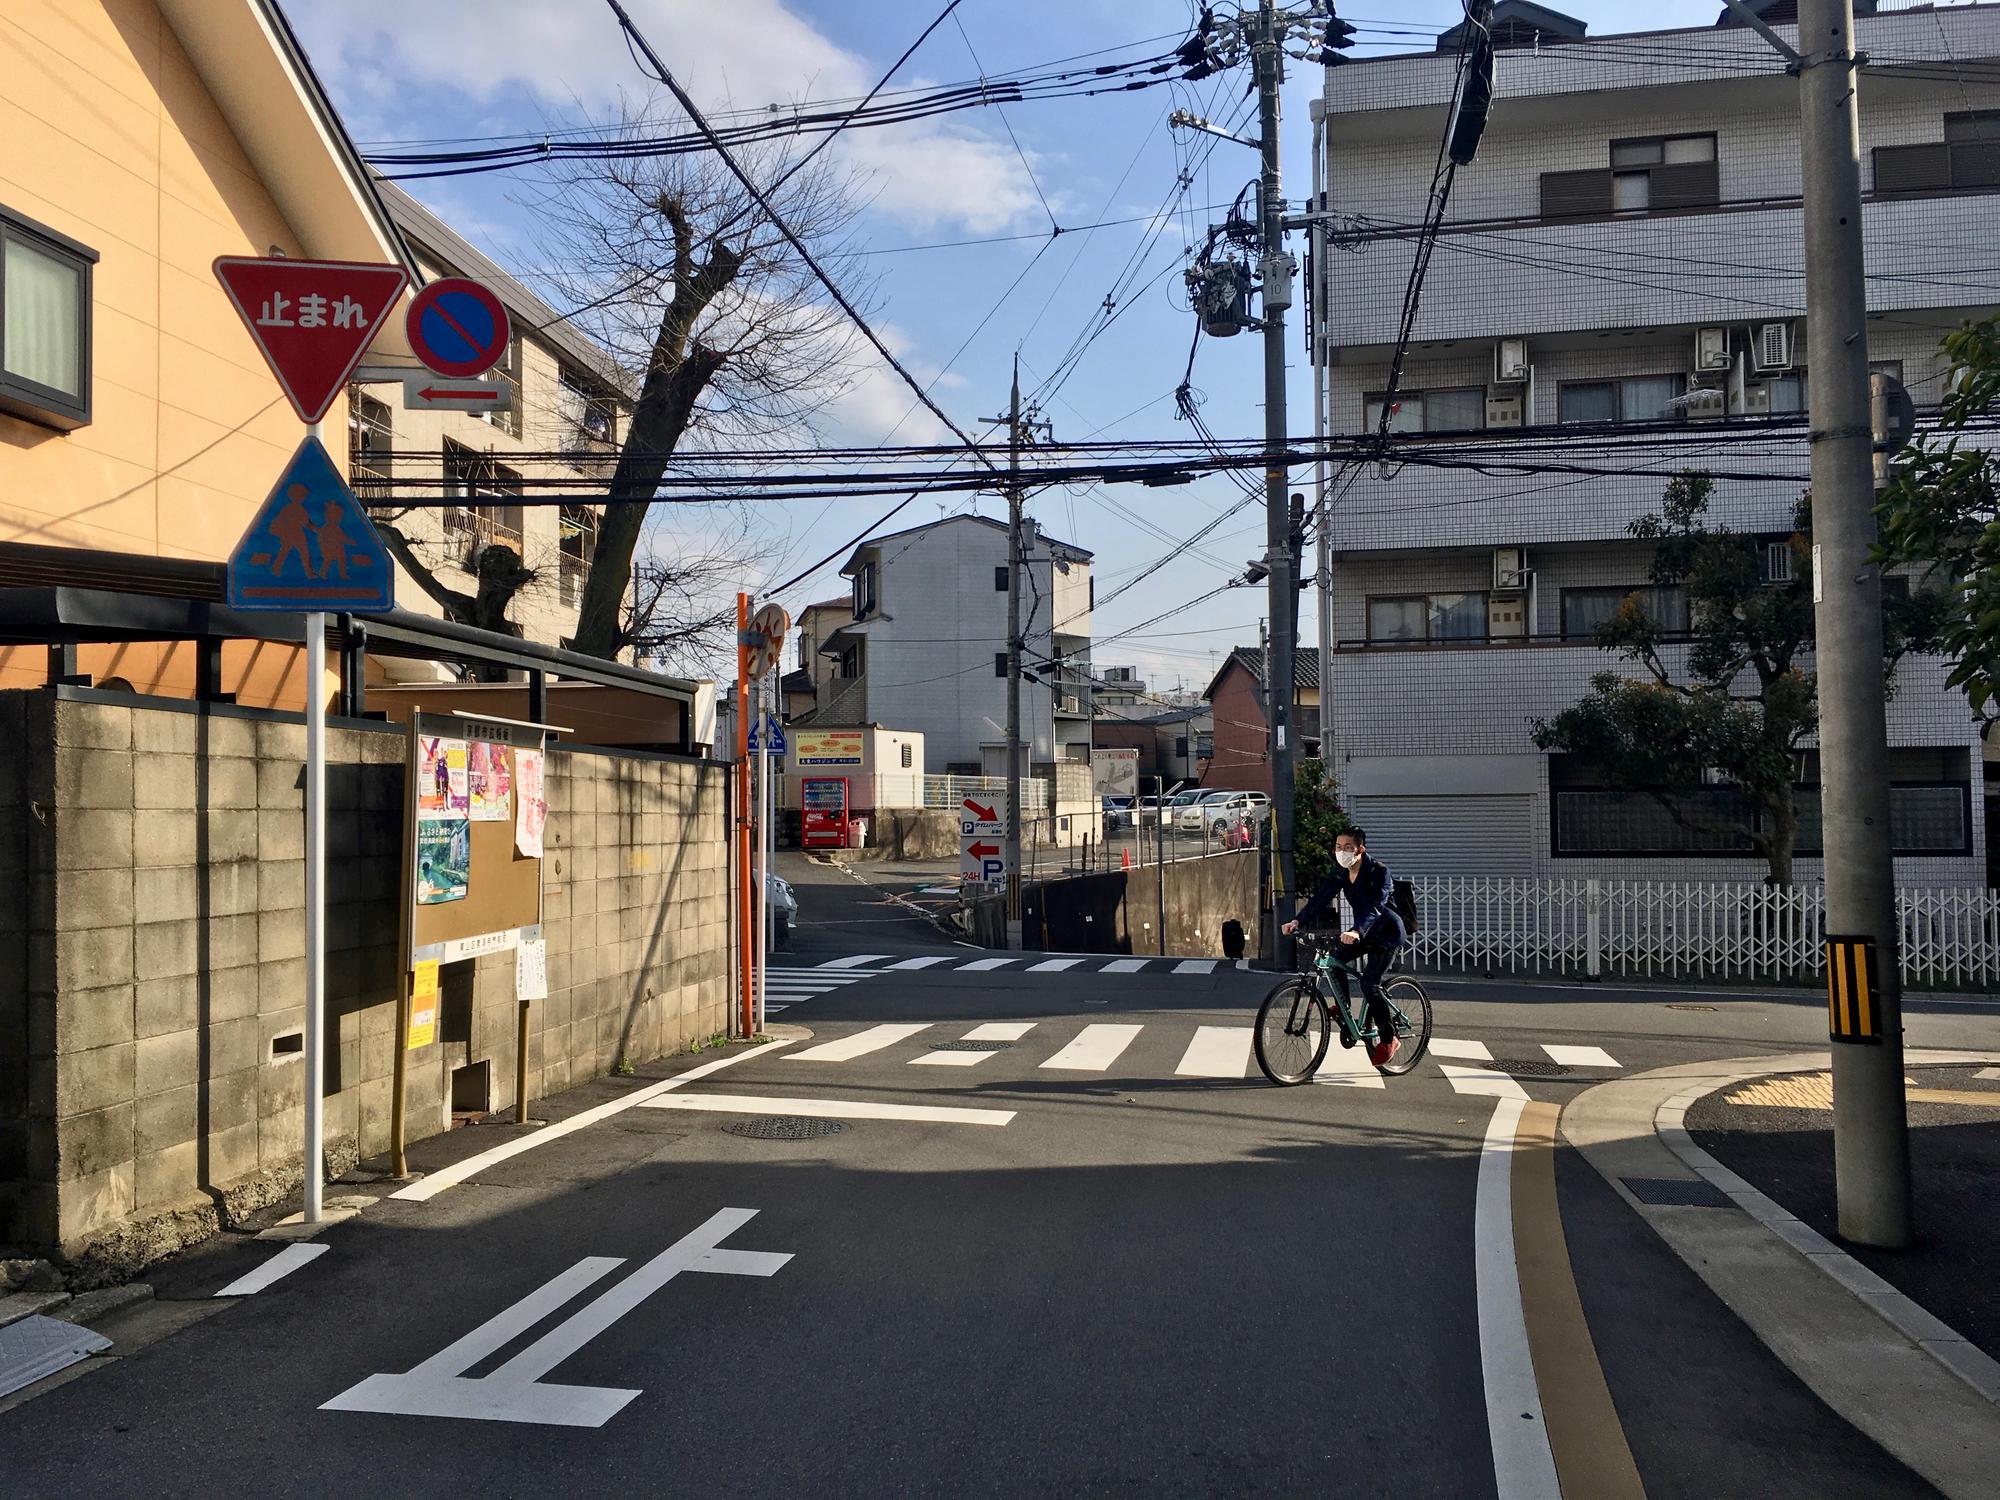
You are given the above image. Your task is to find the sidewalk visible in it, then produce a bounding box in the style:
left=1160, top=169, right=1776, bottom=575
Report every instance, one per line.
left=1685, top=1060, right=2000, bottom=1364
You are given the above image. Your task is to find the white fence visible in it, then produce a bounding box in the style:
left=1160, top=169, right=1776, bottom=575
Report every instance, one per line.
left=922, top=774, right=1048, bottom=814
left=1408, top=877, right=2000, bottom=990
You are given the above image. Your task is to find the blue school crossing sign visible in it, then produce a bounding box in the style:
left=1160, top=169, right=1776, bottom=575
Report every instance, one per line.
left=227, top=436, right=396, bottom=613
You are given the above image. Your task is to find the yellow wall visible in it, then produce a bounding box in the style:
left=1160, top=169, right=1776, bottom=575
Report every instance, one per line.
left=0, top=0, right=354, bottom=704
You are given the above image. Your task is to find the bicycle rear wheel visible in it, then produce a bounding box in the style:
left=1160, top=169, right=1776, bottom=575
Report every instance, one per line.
left=1375, top=974, right=1432, bottom=1076
left=1254, top=977, right=1331, bottom=1085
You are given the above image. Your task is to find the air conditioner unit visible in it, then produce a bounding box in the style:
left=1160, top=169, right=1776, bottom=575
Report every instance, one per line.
left=1685, top=380, right=1725, bottom=421
left=1493, top=546, right=1531, bottom=591
left=1485, top=391, right=1524, bottom=428
left=1695, top=326, right=1731, bottom=372
left=1058, top=696, right=1082, bottom=716
left=1759, top=541, right=1795, bottom=586
left=1494, top=337, right=1530, bottom=384
left=1741, top=381, right=1772, bottom=415
left=1487, top=594, right=1528, bottom=638
left=1753, top=321, right=1793, bottom=372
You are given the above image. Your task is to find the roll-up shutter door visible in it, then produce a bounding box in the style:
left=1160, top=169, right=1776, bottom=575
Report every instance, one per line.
left=1350, top=794, right=1534, bottom=877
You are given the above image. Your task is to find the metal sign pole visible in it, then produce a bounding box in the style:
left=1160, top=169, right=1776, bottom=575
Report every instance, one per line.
left=756, top=672, right=771, bottom=1033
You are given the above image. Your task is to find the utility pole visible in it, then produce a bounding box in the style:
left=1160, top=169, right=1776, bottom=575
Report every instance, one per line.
left=983, top=358, right=1042, bottom=932
left=1793, top=0, right=1911, bottom=1247
left=1254, top=0, right=1300, bottom=953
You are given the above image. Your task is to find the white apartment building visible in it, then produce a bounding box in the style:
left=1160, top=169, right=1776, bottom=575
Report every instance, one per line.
left=350, top=181, right=629, bottom=667
left=1309, top=0, right=1995, bottom=883
left=798, top=514, right=1095, bottom=774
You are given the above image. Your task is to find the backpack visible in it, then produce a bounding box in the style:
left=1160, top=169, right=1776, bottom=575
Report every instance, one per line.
left=1392, top=877, right=1421, bottom=935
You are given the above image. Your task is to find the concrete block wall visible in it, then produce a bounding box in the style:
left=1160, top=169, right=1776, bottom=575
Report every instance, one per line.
left=0, top=690, right=729, bottom=1263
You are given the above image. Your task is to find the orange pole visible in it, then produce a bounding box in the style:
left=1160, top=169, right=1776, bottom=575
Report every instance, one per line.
left=737, top=592, right=753, bottom=1038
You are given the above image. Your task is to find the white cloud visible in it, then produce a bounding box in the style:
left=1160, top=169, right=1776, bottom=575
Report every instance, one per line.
left=293, top=0, right=1046, bottom=235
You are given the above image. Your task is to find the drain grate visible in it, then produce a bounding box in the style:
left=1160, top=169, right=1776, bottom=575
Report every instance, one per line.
left=1621, top=1176, right=1736, bottom=1209
left=723, top=1116, right=848, bottom=1140
left=929, top=1040, right=1011, bottom=1052
left=1484, top=1058, right=1573, bottom=1078
left=1666, top=1003, right=1718, bottom=1012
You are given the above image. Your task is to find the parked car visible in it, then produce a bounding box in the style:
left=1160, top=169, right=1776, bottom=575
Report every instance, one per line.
left=1129, top=794, right=1169, bottom=827
left=765, top=872, right=797, bottom=947
left=1173, top=790, right=1237, bottom=832
left=1203, top=791, right=1271, bottom=839
left=1101, top=795, right=1133, bottom=833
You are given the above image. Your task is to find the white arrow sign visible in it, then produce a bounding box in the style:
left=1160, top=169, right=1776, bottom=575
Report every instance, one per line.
left=401, top=374, right=513, bottom=412
left=321, top=1208, right=790, bottom=1428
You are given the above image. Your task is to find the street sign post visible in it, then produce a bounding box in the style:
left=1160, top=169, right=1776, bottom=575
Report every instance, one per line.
left=401, top=375, right=512, bottom=413
left=406, top=276, right=511, bottom=378
left=960, top=793, right=1009, bottom=885
left=212, top=257, right=408, bottom=423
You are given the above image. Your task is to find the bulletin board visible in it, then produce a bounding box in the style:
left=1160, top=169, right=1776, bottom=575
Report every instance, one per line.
left=403, top=710, right=549, bottom=966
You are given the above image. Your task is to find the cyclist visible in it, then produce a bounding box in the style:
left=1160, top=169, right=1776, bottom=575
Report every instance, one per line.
left=1281, top=826, right=1407, bottom=1067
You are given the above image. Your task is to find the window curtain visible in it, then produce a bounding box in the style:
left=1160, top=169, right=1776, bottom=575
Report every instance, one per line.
left=4, top=238, right=80, bottom=395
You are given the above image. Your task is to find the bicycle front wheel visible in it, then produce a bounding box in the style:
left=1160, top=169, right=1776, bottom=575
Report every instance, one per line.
left=1254, top=977, right=1331, bottom=1086
left=1376, top=974, right=1432, bottom=1076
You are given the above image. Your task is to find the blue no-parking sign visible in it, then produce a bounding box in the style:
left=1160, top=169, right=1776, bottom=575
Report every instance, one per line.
left=406, top=277, right=511, bottom=378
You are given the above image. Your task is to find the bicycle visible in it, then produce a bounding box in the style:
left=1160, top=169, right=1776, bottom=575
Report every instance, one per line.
left=1253, top=933, right=1432, bottom=1085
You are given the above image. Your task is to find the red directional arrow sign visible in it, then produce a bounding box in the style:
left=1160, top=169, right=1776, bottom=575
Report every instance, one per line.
left=966, top=842, right=1001, bottom=859
left=214, top=258, right=408, bottom=423
left=963, top=799, right=998, bottom=821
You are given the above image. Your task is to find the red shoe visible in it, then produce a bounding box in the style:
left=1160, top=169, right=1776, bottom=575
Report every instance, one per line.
left=1368, top=1036, right=1400, bottom=1069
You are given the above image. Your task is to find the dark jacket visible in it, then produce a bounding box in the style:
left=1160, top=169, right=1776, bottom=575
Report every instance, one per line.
left=1298, top=853, right=1406, bottom=947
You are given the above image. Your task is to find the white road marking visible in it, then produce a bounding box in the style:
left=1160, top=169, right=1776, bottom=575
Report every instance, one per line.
left=1027, top=958, right=1082, bottom=973
left=1313, top=1040, right=1387, bottom=1090
left=1102, top=959, right=1150, bottom=973
left=1474, top=1097, right=1561, bottom=1498
left=323, top=1209, right=790, bottom=1428
left=643, top=1094, right=1015, bottom=1126
left=1041, top=1023, right=1143, bottom=1071
left=818, top=955, right=890, bottom=969
left=785, top=1023, right=930, bottom=1062
left=767, top=968, right=863, bottom=979
left=957, top=958, right=1015, bottom=972
left=1175, top=1025, right=1251, bottom=1078
left=213, top=1241, right=329, bottom=1297
left=965, top=1022, right=1035, bottom=1041
left=391, top=1041, right=790, bottom=1203
left=1172, top=959, right=1217, bottom=975
left=908, top=1049, right=992, bottom=1067
left=1542, top=1044, right=1620, bottom=1069
left=886, top=956, right=953, bottom=971
left=1431, top=1038, right=1494, bottom=1061
left=1980, top=1067, right=2000, bottom=1082
left=1442, top=1064, right=1531, bottom=1102
left=918, top=885, right=960, bottom=895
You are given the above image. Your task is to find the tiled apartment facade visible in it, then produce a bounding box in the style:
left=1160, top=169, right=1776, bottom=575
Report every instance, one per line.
left=1310, top=4, right=1997, bottom=883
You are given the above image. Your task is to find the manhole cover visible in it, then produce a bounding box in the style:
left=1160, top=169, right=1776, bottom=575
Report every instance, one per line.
left=1666, top=1003, right=1718, bottom=1012
left=929, top=1040, right=1011, bottom=1052
left=1483, top=1058, right=1572, bottom=1078
left=722, top=1116, right=848, bottom=1140
left=1621, top=1176, right=1735, bottom=1209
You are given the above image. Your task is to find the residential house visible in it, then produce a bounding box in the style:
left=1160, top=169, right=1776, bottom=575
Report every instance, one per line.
left=1308, top=0, right=1994, bottom=882
left=1201, top=648, right=1321, bottom=794
left=781, top=596, right=850, bottom=720
left=798, top=514, right=1096, bottom=775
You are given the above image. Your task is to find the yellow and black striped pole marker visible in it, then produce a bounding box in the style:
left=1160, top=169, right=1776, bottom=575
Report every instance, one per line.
left=1825, top=935, right=1883, bottom=1044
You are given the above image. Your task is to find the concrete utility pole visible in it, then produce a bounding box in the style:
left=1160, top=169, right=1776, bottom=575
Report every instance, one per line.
left=1254, top=0, right=1301, bottom=951
left=1793, top=0, right=1912, bottom=1247
left=994, top=359, right=1026, bottom=925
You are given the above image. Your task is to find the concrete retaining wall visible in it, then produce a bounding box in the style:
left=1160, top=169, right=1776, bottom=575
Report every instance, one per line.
left=1022, top=852, right=1260, bottom=958
left=0, top=690, right=730, bottom=1269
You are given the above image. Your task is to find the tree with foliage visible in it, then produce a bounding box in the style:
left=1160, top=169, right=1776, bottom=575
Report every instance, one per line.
left=1292, top=757, right=1351, bottom=897
left=1875, top=316, right=2000, bottom=724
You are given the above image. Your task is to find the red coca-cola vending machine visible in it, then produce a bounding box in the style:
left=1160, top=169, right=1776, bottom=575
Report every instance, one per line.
left=801, top=776, right=851, bottom=849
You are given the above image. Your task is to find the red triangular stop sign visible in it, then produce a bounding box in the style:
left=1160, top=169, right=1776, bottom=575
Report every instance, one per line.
left=213, top=257, right=408, bottom=423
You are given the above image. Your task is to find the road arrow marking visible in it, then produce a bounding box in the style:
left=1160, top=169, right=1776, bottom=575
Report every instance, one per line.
left=321, top=1209, right=790, bottom=1428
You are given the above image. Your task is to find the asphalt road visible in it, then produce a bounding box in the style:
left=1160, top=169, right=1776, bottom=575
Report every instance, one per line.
left=4, top=860, right=1990, bottom=1496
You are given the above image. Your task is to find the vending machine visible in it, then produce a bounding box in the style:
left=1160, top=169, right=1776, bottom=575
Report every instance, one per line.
left=800, top=776, right=852, bottom=848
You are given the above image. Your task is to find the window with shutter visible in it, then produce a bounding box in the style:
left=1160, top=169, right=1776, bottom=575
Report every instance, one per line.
left=1648, top=159, right=1720, bottom=209
left=1539, top=168, right=1612, bottom=219
left=1873, top=142, right=1953, bottom=195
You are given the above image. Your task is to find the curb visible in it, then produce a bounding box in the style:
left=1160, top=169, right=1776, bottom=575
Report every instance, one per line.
left=1654, top=1059, right=2000, bottom=1407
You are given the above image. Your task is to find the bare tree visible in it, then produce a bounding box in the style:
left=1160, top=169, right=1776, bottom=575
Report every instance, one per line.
left=524, top=103, right=873, bottom=660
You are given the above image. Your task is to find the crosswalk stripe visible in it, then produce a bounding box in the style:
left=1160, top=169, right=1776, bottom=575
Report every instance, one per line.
left=1439, top=1064, right=1529, bottom=1101
left=1101, top=959, right=1150, bottom=973
left=1172, top=960, right=1217, bottom=975
left=965, top=1022, right=1035, bottom=1041
left=909, top=1048, right=993, bottom=1067
left=643, top=1093, right=1014, bottom=1127
left=957, top=958, right=1015, bottom=972
left=1026, top=958, right=1082, bottom=973
left=768, top=971, right=863, bottom=980
left=1313, top=1040, right=1388, bottom=1090
left=1041, top=1023, right=1142, bottom=1071
left=1175, top=1025, right=1251, bottom=1078
left=818, top=955, right=891, bottom=969
left=1430, top=1038, right=1493, bottom=1061
left=1542, top=1044, right=1620, bottom=1069
left=786, top=1023, right=930, bottom=1062
left=886, top=956, right=953, bottom=971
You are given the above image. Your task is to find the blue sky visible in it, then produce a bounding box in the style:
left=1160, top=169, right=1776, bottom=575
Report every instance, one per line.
left=293, top=0, right=1729, bottom=692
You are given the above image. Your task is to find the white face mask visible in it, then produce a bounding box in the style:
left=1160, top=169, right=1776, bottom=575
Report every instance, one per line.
left=1335, top=849, right=1361, bottom=870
